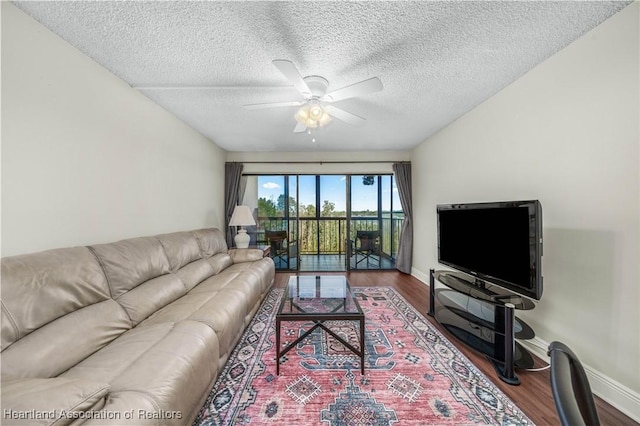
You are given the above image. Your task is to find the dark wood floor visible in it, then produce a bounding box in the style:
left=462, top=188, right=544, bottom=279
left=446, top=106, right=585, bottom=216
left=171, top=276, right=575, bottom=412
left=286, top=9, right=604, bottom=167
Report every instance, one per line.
left=274, top=271, right=638, bottom=426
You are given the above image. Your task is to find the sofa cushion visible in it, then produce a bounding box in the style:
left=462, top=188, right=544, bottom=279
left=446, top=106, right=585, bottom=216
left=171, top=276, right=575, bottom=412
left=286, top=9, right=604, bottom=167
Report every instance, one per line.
left=141, top=267, right=268, bottom=359
left=206, top=268, right=261, bottom=312
left=207, top=252, right=233, bottom=275
left=140, top=286, right=247, bottom=358
left=156, top=231, right=201, bottom=272
left=1, top=377, right=110, bottom=426
left=191, top=266, right=269, bottom=312
left=115, top=274, right=186, bottom=326
left=192, top=228, right=227, bottom=258
left=175, top=258, right=215, bottom=292
left=187, top=268, right=244, bottom=295
left=79, top=392, right=159, bottom=425
left=1, top=300, right=131, bottom=379
left=224, top=258, right=275, bottom=297
left=61, top=321, right=219, bottom=425
left=1, top=247, right=111, bottom=351
left=89, top=237, right=170, bottom=298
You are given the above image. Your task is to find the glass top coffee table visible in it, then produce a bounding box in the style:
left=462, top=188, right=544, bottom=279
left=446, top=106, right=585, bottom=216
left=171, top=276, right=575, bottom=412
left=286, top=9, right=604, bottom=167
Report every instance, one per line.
left=276, top=275, right=365, bottom=375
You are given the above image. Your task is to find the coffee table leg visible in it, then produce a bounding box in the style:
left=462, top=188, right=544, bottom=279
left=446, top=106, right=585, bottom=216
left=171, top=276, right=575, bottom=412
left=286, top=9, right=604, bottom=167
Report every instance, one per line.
left=276, top=318, right=281, bottom=376
left=360, top=317, right=365, bottom=375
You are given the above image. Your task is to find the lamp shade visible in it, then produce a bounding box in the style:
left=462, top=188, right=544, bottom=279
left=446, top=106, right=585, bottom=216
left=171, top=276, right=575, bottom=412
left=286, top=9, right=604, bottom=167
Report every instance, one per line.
left=229, top=205, right=256, bottom=227
left=229, top=205, right=255, bottom=249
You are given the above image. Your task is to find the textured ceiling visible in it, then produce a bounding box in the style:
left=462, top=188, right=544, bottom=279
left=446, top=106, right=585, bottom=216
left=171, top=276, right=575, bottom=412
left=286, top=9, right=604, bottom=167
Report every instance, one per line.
left=13, top=1, right=631, bottom=152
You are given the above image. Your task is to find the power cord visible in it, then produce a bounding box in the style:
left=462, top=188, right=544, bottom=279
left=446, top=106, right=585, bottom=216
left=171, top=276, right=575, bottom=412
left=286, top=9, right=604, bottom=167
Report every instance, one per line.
left=524, top=364, right=550, bottom=372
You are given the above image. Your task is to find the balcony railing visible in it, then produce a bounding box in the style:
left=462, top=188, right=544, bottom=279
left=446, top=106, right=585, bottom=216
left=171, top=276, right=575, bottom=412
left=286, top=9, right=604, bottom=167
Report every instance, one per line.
left=253, top=215, right=404, bottom=260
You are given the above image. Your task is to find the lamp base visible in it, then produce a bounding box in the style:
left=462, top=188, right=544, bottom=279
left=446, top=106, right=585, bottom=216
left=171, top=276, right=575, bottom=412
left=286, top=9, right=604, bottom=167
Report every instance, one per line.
left=234, top=229, right=250, bottom=249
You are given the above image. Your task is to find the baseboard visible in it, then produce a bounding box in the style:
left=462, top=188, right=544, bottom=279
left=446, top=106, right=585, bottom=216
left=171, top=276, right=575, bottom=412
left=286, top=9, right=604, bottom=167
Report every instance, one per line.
left=411, top=267, right=640, bottom=423
left=411, top=266, right=431, bottom=286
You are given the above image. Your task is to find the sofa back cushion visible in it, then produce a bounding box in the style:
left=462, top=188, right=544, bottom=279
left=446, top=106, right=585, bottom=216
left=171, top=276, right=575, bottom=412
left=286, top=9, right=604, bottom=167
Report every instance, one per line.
left=115, top=274, right=186, bottom=326
left=208, top=253, right=234, bottom=275
left=156, top=231, right=202, bottom=272
left=192, top=228, right=228, bottom=258
left=89, top=236, right=188, bottom=324
left=1, top=247, right=112, bottom=351
left=175, top=259, right=215, bottom=292
left=1, top=247, right=131, bottom=378
left=89, top=237, right=170, bottom=299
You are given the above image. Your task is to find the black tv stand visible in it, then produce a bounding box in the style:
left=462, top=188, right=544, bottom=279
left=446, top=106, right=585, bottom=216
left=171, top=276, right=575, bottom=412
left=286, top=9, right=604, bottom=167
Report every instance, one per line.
left=428, top=269, right=536, bottom=385
left=473, top=277, right=486, bottom=289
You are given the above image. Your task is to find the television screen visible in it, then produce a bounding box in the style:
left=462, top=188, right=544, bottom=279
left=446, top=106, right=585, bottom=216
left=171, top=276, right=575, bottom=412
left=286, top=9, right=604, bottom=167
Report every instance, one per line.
left=437, top=200, right=543, bottom=300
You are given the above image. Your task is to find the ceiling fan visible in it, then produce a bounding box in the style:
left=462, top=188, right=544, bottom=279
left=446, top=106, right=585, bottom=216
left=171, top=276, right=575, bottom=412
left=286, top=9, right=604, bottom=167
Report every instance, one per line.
left=244, top=60, right=383, bottom=133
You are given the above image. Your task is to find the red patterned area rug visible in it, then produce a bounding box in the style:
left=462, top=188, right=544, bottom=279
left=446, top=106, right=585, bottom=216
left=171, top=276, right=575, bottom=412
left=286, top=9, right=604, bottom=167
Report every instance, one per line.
left=194, top=287, right=533, bottom=425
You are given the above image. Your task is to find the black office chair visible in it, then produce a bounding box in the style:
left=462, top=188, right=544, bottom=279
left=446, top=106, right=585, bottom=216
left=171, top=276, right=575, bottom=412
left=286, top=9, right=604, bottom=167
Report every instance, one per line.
left=548, top=341, right=601, bottom=426
left=352, top=230, right=380, bottom=268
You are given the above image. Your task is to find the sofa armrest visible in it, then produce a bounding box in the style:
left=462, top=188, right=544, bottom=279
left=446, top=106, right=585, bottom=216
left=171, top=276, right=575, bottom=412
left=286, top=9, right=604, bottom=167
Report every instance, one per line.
left=1, top=377, right=110, bottom=426
left=228, top=248, right=264, bottom=263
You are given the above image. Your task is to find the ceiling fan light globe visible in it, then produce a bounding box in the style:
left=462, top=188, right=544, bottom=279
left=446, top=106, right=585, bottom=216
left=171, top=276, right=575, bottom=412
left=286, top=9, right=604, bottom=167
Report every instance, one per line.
left=309, top=105, right=323, bottom=120
left=295, top=100, right=331, bottom=129
left=319, top=111, right=332, bottom=126
left=295, top=107, right=310, bottom=125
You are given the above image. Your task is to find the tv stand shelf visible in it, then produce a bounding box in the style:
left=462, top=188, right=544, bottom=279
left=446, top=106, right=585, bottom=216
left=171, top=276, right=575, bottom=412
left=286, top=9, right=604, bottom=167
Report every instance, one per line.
left=428, top=269, right=536, bottom=385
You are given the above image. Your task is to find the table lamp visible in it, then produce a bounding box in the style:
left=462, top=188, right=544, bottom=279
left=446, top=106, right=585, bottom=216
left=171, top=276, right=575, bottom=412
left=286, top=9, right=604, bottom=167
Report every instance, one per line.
left=229, top=205, right=256, bottom=248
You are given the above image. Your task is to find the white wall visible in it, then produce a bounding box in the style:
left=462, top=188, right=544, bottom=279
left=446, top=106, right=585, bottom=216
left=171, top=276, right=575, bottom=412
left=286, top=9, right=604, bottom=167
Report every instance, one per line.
left=411, top=2, right=639, bottom=418
left=1, top=3, right=227, bottom=256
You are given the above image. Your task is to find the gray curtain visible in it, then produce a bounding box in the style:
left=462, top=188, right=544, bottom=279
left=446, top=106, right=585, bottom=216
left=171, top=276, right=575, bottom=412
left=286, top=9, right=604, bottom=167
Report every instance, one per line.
left=238, top=175, right=248, bottom=207
left=224, top=162, right=244, bottom=247
left=393, top=162, right=413, bottom=274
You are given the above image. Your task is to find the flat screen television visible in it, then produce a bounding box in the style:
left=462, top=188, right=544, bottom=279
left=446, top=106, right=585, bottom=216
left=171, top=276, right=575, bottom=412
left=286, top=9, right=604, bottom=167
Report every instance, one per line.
left=437, top=200, right=543, bottom=300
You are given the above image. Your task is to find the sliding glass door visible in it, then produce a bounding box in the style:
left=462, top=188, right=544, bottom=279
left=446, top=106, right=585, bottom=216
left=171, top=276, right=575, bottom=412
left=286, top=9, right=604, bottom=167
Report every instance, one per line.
left=298, top=176, right=348, bottom=271
left=347, top=175, right=403, bottom=270
left=241, top=175, right=298, bottom=271
left=241, top=174, right=402, bottom=271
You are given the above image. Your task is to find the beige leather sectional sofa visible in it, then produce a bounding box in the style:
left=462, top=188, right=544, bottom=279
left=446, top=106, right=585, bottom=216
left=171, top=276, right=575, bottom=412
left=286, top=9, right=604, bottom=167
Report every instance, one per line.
left=1, top=228, right=275, bottom=425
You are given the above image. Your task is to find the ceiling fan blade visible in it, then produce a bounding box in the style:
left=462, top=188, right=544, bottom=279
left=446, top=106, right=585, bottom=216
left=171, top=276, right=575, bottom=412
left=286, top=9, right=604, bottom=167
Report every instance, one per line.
left=324, top=105, right=366, bottom=126
left=243, top=100, right=303, bottom=110
left=321, top=77, right=383, bottom=103
left=272, top=60, right=312, bottom=98
left=293, top=122, right=307, bottom=133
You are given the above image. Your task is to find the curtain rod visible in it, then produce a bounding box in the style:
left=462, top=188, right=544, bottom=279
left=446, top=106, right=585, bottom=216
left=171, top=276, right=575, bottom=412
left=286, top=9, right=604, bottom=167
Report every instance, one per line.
left=229, top=161, right=410, bottom=164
